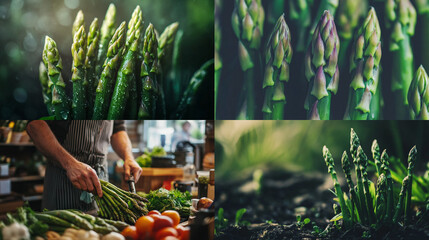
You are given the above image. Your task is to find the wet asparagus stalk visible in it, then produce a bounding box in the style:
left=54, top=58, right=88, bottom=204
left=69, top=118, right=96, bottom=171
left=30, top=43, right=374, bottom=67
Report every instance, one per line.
left=85, top=18, right=100, bottom=117
left=71, top=26, right=87, bottom=119
left=39, top=61, right=53, bottom=115
left=96, top=4, right=116, bottom=78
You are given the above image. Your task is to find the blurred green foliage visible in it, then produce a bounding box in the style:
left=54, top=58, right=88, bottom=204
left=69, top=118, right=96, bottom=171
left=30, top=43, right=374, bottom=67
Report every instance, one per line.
left=216, top=121, right=429, bottom=180
left=0, top=0, right=213, bottom=119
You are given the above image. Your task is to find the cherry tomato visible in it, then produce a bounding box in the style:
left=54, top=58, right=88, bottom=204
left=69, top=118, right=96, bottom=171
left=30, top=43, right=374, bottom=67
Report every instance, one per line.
left=155, top=227, right=178, bottom=239
left=148, top=210, right=161, bottom=216
left=152, top=215, right=174, bottom=233
left=135, top=215, right=155, bottom=237
left=161, top=210, right=180, bottom=226
left=121, top=226, right=139, bottom=240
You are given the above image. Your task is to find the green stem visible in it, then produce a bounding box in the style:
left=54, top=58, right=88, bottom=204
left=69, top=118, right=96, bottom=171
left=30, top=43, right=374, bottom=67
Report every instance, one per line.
left=245, top=68, right=255, bottom=120
left=317, top=93, right=331, bottom=120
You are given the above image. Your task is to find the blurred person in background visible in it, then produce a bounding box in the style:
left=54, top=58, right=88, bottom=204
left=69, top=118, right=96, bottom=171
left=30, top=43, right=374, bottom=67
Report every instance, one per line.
left=26, top=120, right=142, bottom=211
left=171, top=121, right=191, bottom=151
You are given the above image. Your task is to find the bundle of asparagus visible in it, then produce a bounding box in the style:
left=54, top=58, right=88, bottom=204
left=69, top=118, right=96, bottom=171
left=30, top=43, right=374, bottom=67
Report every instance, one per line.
left=323, top=128, right=418, bottom=228
left=39, top=4, right=212, bottom=120
left=94, top=180, right=148, bottom=224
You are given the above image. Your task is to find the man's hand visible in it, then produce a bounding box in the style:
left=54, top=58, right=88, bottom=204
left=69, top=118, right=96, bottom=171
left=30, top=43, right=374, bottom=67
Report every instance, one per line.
left=66, top=160, right=103, bottom=197
left=124, top=158, right=142, bottom=182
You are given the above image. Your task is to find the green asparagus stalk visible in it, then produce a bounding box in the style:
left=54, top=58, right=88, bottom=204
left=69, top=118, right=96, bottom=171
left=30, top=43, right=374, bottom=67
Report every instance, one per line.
left=309, top=0, right=339, bottom=39
left=413, top=0, right=429, bottom=69
left=408, top=65, right=429, bottom=119
left=108, top=6, right=143, bottom=119
left=405, top=146, right=417, bottom=225
left=139, top=23, right=160, bottom=119
left=231, top=0, right=265, bottom=119
left=375, top=173, right=387, bottom=223
left=304, top=10, right=340, bottom=119
left=323, top=146, right=352, bottom=228
left=344, top=7, right=382, bottom=120
left=262, top=14, right=292, bottom=119
left=85, top=18, right=100, bottom=117
left=393, top=176, right=409, bottom=223
left=71, top=26, right=87, bottom=119
left=92, top=21, right=126, bottom=119
left=372, top=140, right=382, bottom=176
left=288, top=0, right=311, bottom=52
left=385, top=0, right=417, bottom=119
left=96, top=4, right=116, bottom=78
left=380, top=150, right=394, bottom=223
left=341, top=151, right=360, bottom=223
left=72, top=10, right=84, bottom=37
left=357, top=146, right=376, bottom=224
left=42, top=36, right=70, bottom=120
left=39, top=61, right=53, bottom=115
left=158, top=22, right=180, bottom=76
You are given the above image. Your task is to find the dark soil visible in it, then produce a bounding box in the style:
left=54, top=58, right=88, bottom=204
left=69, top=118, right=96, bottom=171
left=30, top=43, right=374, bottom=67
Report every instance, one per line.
left=215, top=168, right=429, bottom=240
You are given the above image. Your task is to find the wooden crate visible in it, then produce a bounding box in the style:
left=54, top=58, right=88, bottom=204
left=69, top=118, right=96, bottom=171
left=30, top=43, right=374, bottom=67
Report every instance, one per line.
left=116, top=166, right=183, bottom=193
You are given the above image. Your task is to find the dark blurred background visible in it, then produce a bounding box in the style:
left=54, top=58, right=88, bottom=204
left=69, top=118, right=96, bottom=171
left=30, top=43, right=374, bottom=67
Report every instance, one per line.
left=0, top=0, right=214, bottom=119
left=216, top=120, right=429, bottom=180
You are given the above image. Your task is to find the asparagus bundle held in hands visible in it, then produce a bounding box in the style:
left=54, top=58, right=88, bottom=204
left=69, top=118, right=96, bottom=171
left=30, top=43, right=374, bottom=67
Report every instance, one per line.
left=94, top=180, right=148, bottom=224
left=385, top=0, right=417, bottom=119
left=139, top=23, right=160, bottom=119
left=92, top=21, right=126, bottom=119
left=344, top=8, right=382, bottom=120
left=262, top=14, right=292, bottom=120
left=408, top=65, right=429, bottom=119
left=231, top=0, right=265, bottom=119
left=108, top=6, right=143, bottom=119
left=96, top=4, right=116, bottom=78
left=304, top=10, right=340, bottom=120
left=85, top=18, right=100, bottom=116
left=42, top=37, right=70, bottom=120
left=71, top=26, right=87, bottom=119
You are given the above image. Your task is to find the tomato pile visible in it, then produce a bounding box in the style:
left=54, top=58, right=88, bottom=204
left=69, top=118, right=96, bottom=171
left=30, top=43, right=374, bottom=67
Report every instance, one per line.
left=121, top=210, right=190, bottom=240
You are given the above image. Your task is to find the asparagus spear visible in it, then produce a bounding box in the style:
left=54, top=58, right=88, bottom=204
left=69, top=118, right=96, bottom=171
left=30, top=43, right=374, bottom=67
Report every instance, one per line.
left=393, top=176, right=409, bottom=223
left=158, top=22, right=180, bottom=76
left=42, top=36, right=70, bottom=120
left=262, top=14, right=292, bottom=119
left=408, top=65, right=429, bottom=119
left=405, top=146, right=417, bottom=225
left=138, top=23, right=160, bottom=119
left=323, top=146, right=352, bottom=228
left=92, top=22, right=126, bottom=119
left=357, top=146, right=376, bottom=224
left=341, top=151, right=360, bottom=223
left=304, top=10, right=340, bottom=119
left=380, top=150, right=394, bottom=223
left=72, top=10, right=84, bottom=37
left=231, top=0, right=265, bottom=119
left=413, top=0, right=429, bottom=69
left=85, top=18, right=100, bottom=117
left=96, top=4, right=116, bottom=79
left=71, top=26, right=87, bottom=119
left=39, top=61, right=53, bottom=115
left=108, top=6, right=143, bottom=119
left=385, top=0, right=417, bottom=119
left=309, top=0, right=339, bottom=40
left=344, top=8, right=382, bottom=120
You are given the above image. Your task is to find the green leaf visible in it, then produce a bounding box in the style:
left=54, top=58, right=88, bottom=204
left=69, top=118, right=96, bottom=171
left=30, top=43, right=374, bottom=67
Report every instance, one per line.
left=235, top=208, right=247, bottom=226
left=329, top=212, right=343, bottom=222
left=303, top=218, right=311, bottom=225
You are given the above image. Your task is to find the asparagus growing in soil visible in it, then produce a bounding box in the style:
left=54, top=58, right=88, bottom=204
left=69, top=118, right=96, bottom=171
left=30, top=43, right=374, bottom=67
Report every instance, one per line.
left=344, top=8, right=382, bottom=120
left=92, top=22, right=126, bottom=119
left=39, top=61, right=53, bottom=115
left=139, top=24, right=160, bottom=119
left=96, top=4, right=116, bottom=78
left=304, top=10, right=340, bottom=119
left=42, top=37, right=70, bottom=120
left=85, top=18, right=100, bottom=117
left=408, top=65, right=429, bottom=119
left=323, top=146, right=352, bottom=228
left=262, top=14, right=292, bottom=119
left=385, top=0, right=417, bottom=119
left=108, top=6, right=143, bottom=119
left=231, top=0, right=265, bottom=119
left=71, top=26, right=87, bottom=119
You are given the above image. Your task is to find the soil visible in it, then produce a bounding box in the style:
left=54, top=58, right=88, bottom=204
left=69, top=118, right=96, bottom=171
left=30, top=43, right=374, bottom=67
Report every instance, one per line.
left=215, top=168, right=429, bottom=240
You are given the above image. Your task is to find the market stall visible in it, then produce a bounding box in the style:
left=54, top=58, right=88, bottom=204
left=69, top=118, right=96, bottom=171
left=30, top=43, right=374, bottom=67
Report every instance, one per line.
left=0, top=120, right=215, bottom=240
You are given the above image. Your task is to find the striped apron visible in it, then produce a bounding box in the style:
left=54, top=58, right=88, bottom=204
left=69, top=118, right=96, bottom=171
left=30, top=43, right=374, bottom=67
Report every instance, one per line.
left=43, top=121, right=113, bottom=211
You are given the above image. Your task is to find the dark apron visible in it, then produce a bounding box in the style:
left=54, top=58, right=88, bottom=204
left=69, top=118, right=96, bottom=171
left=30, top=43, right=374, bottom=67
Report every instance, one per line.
left=42, top=121, right=113, bottom=211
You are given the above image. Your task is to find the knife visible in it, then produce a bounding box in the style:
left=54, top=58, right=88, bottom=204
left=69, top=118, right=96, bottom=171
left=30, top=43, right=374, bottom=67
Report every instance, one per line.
left=128, top=175, right=136, bottom=193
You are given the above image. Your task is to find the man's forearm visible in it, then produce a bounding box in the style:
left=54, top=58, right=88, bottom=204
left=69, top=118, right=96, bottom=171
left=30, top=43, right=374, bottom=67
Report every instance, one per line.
left=111, top=130, right=134, bottom=161
left=26, top=120, right=78, bottom=169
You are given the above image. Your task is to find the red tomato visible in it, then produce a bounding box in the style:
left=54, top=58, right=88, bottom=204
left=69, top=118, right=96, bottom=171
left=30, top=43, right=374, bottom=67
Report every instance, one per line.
left=148, top=210, right=161, bottom=216
left=161, top=210, right=180, bottom=226
left=121, top=226, right=139, bottom=240
left=155, top=227, right=178, bottom=239
left=152, top=215, right=174, bottom=233
left=135, top=215, right=155, bottom=237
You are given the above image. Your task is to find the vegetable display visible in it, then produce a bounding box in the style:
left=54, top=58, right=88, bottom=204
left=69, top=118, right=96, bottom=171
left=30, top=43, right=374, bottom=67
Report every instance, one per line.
left=138, top=188, right=192, bottom=218
left=39, top=4, right=213, bottom=120
left=135, top=146, right=167, bottom=168
left=94, top=180, right=148, bottom=224
left=323, top=128, right=418, bottom=228
left=216, top=0, right=429, bottom=120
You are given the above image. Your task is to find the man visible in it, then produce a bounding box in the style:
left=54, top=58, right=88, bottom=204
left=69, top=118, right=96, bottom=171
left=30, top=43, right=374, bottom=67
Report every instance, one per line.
left=26, top=120, right=142, bottom=211
left=171, top=121, right=191, bottom=151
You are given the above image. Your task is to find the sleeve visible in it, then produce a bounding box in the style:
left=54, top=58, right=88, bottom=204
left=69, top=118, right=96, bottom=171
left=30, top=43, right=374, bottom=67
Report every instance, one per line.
left=113, top=120, right=126, bottom=134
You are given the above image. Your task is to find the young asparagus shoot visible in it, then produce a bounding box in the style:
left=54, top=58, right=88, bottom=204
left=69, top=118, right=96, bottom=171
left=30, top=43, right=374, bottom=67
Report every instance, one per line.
left=357, top=146, right=376, bottom=224
left=405, top=146, right=417, bottom=225
left=262, top=14, right=292, bottom=120
left=304, top=10, right=339, bottom=120
left=323, top=145, right=351, bottom=228
left=408, top=65, right=429, bottom=119
left=372, top=140, right=382, bottom=175
left=380, top=150, right=394, bottom=223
